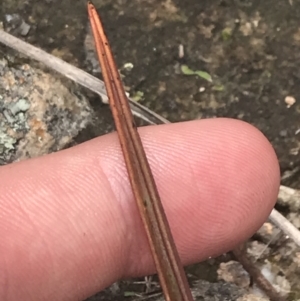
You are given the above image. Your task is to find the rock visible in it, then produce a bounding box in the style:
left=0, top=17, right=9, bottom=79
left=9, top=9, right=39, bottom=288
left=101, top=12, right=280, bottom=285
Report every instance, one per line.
left=217, top=260, right=250, bottom=289
left=4, top=14, right=31, bottom=36
left=277, top=186, right=300, bottom=212
left=237, top=294, right=269, bottom=301
left=246, top=241, right=270, bottom=261
left=287, top=212, right=300, bottom=229
left=256, top=222, right=281, bottom=245
left=0, top=56, right=93, bottom=164
left=139, top=280, right=248, bottom=301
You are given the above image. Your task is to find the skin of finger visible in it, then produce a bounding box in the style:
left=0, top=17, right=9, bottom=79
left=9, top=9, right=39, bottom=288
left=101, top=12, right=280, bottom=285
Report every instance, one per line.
left=0, top=118, right=279, bottom=301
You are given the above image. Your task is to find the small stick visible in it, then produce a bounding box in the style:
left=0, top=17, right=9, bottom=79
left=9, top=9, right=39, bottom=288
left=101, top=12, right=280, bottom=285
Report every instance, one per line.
left=233, top=246, right=286, bottom=301
left=269, top=208, right=300, bottom=248
left=87, top=3, right=194, bottom=301
left=0, top=29, right=169, bottom=125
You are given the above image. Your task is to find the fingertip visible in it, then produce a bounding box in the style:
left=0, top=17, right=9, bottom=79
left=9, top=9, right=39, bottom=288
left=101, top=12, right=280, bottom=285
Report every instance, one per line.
left=0, top=118, right=280, bottom=301
left=124, top=118, right=280, bottom=269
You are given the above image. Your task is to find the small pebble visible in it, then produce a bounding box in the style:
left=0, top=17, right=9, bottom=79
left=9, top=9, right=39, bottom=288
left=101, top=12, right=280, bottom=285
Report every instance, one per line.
left=284, top=96, right=296, bottom=108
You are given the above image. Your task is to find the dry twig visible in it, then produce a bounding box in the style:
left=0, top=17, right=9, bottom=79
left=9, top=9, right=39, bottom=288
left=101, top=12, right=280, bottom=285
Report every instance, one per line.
left=0, top=29, right=169, bottom=125
left=269, top=186, right=300, bottom=247
left=233, top=246, right=286, bottom=301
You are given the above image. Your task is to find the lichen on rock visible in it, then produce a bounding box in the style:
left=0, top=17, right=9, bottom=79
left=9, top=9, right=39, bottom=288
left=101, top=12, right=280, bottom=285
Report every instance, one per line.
left=0, top=55, right=93, bottom=164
